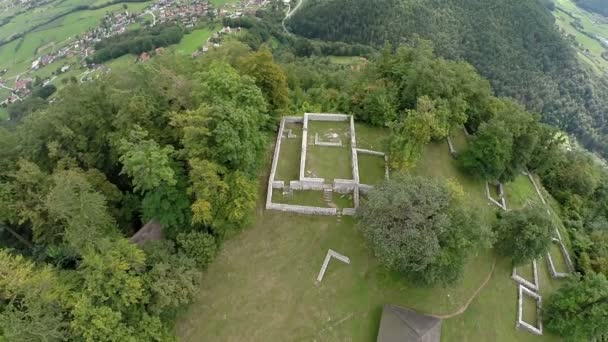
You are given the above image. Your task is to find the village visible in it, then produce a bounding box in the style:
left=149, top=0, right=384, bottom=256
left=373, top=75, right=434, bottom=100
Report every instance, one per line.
left=0, top=0, right=270, bottom=110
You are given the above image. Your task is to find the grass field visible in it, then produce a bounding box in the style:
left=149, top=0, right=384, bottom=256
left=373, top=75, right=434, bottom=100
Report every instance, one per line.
left=176, top=123, right=570, bottom=341
left=358, top=153, right=386, bottom=185
left=504, top=175, right=540, bottom=210
left=515, top=262, right=535, bottom=284
left=522, top=294, right=539, bottom=329
left=549, top=242, right=571, bottom=274
left=306, top=121, right=352, bottom=180
left=275, top=123, right=302, bottom=182
left=0, top=107, right=8, bottom=121
left=170, top=27, right=217, bottom=55
left=553, top=0, right=608, bottom=73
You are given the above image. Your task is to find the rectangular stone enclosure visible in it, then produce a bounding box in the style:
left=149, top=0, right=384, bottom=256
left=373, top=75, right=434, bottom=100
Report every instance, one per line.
left=266, top=113, right=389, bottom=216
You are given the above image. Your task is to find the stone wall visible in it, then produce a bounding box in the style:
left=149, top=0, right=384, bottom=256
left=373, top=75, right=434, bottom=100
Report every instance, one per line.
left=350, top=115, right=360, bottom=208
left=486, top=182, right=507, bottom=211
left=272, top=181, right=285, bottom=189
left=267, top=203, right=337, bottom=216
left=355, top=148, right=385, bottom=156
left=266, top=118, right=288, bottom=209
left=517, top=285, right=543, bottom=335
left=546, top=238, right=574, bottom=278
left=342, top=208, right=356, bottom=216
left=447, top=136, right=457, bottom=157
left=284, top=116, right=304, bottom=123
left=512, top=259, right=539, bottom=292
left=523, top=171, right=547, bottom=205
left=334, top=179, right=357, bottom=193
left=299, top=115, right=309, bottom=181
left=306, top=113, right=350, bottom=121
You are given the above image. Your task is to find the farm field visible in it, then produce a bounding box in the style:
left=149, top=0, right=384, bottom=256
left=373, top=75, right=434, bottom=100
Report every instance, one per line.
left=170, top=26, right=218, bottom=55
left=553, top=0, right=608, bottom=73
left=0, top=0, right=152, bottom=76
left=176, top=123, right=569, bottom=341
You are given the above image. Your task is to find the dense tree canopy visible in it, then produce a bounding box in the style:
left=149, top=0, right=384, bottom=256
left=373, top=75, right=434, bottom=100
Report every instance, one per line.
left=0, top=45, right=285, bottom=340
left=357, top=174, right=491, bottom=286
left=288, top=0, right=608, bottom=159
left=493, top=205, right=554, bottom=265
left=544, top=273, right=608, bottom=340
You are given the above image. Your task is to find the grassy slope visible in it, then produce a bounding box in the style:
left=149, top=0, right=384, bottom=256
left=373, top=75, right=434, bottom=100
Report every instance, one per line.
left=176, top=123, right=571, bottom=341
left=170, top=27, right=217, bottom=55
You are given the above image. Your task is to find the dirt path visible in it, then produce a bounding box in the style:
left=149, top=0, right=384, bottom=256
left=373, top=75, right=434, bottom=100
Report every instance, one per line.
left=430, top=257, right=497, bottom=319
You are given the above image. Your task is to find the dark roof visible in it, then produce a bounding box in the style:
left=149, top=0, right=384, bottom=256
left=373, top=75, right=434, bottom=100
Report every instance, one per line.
left=130, top=220, right=163, bottom=247
left=376, top=305, right=442, bottom=342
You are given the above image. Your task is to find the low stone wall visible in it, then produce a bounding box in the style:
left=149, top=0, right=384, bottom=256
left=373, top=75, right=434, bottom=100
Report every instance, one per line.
left=517, top=285, right=543, bottom=335
left=359, top=184, right=374, bottom=195
left=267, top=203, right=337, bottom=216
left=385, top=155, right=390, bottom=180
left=512, top=259, right=539, bottom=292
left=272, top=181, right=285, bottom=189
left=342, top=208, right=356, bottom=216
left=523, top=171, right=547, bottom=205
left=355, top=148, right=385, bottom=156
left=300, top=178, right=326, bottom=190
left=485, top=182, right=507, bottom=211
left=447, top=136, right=457, bottom=157
left=284, top=116, right=303, bottom=123
left=306, top=113, right=350, bottom=121
left=266, top=118, right=288, bottom=208
left=299, top=115, right=309, bottom=181
left=314, top=133, right=342, bottom=147
left=334, top=179, right=357, bottom=193
left=546, top=238, right=574, bottom=278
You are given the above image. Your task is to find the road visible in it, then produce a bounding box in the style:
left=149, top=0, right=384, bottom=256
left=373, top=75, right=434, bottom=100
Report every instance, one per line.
left=282, top=0, right=304, bottom=34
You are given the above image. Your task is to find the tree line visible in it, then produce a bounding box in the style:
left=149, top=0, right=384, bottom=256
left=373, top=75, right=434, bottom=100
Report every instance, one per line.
left=287, top=0, right=608, bottom=160
left=0, top=42, right=290, bottom=340
left=88, top=25, right=184, bottom=64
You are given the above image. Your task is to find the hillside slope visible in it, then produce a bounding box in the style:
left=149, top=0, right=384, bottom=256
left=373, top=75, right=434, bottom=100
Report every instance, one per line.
left=287, top=0, right=608, bottom=156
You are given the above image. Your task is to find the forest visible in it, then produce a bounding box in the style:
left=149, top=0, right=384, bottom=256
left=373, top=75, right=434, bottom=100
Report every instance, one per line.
left=287, top=0, right=608, bottom=159
left=0, top=4, right=607, bottom=341
left=88, top=25, right=184, bottom=64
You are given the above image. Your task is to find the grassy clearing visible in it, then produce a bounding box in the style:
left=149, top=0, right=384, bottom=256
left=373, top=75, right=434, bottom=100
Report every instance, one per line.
left=450, top=126, right=469, bottom=152
left=177, top=124, right=570, bottom=341
left=275, top=123, right=302, bottom=182
left=328, top=55, right=364, bottom=65
left=522, top=294, right=539, bottom=328
left=549, top=242, right=570, bottom=274
left=504, top=175, right=539, bottom=210
left=177, top=208, right=496, bottom=341
left=0, top=107, right=8, bottom=121
left=306, top=120, right=352, bottom=180
left=515, top=262, right=535, bottom=284
left=170, top=27, right=217, bottom=55
left=354, top=123, right=389, bottom=151
left=357, top=153, right=385, bottom=185
left=442, top=255, right=562, bottom=342
left=306, top=145, right=352, bottom=180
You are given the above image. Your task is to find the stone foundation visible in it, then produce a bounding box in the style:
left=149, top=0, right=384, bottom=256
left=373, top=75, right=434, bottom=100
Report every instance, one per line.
left=512, top=259, right=539, bottom=292
left=546, top=238, right=574, bottom=278
left=516, top=285, right=543, bottom=335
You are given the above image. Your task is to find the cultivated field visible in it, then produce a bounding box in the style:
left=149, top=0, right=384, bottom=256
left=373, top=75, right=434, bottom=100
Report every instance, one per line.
left=553, top=0, right=608, bottom=73
left=176, top=124, right=571, bottom=341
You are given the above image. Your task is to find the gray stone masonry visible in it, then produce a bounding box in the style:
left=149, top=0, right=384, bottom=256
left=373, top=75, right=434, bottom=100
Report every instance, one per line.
left=267, top=203, right=337, bottom=216
left=266, top=118, right=288, bottom=209
left=517, top=285, right=543, bottom=335
left=486, top=181, right=507, bottom=211
left=512, top=259, right=539, bottom=292
left=317, top=249, right=351, bottom=282
left=546, top=238, right=575, bottom=278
